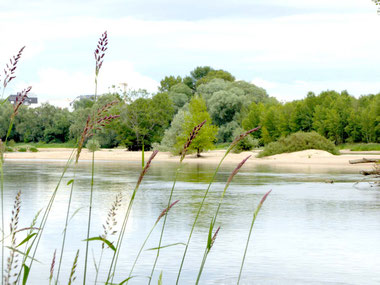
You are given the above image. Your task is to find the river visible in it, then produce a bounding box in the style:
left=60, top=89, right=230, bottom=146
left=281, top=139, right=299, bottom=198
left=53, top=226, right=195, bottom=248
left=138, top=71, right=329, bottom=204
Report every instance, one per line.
left=2, top=160, right=380, bottom=284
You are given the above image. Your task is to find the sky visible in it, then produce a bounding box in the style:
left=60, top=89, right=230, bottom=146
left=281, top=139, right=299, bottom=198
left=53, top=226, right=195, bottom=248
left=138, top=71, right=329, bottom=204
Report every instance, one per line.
left=0, top=0, right=379, bottom=107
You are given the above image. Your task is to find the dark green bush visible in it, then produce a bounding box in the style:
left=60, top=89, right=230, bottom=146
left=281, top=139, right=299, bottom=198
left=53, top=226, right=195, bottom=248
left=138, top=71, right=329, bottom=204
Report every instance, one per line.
left=17, top=147, right=27, bottom=152
left=258, top=131, right=339, bottom=157
left=29, top=146, right=38, bottom=152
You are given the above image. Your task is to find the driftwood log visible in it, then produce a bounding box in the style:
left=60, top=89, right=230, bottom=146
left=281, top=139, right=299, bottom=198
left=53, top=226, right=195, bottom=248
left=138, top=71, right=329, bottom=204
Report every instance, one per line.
left=349, top=158, right=380, bottom=164
left=360, top=169, right=380, bottom=176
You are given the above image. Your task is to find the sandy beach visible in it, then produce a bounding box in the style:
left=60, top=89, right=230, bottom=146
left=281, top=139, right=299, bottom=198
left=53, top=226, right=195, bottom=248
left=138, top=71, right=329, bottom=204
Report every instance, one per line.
left=4, top=148, right=380, bottom=172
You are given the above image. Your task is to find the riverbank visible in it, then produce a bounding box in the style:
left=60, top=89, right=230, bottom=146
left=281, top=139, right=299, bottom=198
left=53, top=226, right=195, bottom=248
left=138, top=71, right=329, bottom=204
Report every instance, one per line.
left=4, top=148, right=380, bottom=172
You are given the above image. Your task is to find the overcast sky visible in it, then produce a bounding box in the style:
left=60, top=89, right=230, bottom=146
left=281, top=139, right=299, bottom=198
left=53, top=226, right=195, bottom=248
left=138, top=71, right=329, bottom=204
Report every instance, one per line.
left=1, top=0, right=379, bottom=107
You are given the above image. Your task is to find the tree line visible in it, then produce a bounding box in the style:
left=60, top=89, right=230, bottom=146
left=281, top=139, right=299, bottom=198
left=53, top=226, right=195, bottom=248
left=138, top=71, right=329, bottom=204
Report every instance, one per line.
left=0, top=66, right=379, bottom=151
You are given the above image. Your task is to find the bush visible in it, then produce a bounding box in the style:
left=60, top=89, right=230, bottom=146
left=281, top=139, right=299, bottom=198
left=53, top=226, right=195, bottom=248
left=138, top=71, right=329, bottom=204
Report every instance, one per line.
left=258, top=131, right=339, bottom=157
left=232, top=128, right=259, bottom=153
left=29, top=146, right=38, bottom=152
left=86, top=139, right=100, bottom=152
left=8, top=139, right=16, bottom=147
left=18, top=147, right=27, bottom=152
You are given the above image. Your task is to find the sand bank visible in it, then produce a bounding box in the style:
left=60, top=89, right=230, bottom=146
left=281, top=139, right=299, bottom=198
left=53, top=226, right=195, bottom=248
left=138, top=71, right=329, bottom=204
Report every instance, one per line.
left=4, top=148, right=380, bottom=172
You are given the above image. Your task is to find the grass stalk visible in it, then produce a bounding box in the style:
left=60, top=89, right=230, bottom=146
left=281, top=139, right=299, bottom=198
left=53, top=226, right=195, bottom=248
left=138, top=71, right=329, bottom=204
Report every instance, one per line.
left=25, top=149, right=76, bottom=273
left=106, top=150, right=158, bottom=284
left=176, top=127, right=260, bottom=284
left=55, top=164, right=78, bottom=283
left=147, top=120, right=206, bottom=284
left=83, top=151, right=95, bottom=284
left=128, top=200, right=179, bottom=281
left=83, top=31, right=107, bottom=284
left=237, top=190, right=271, bottom=284
left=195, top=156, right=251, bottom=284
left=148, top=167, right=181, bottom=284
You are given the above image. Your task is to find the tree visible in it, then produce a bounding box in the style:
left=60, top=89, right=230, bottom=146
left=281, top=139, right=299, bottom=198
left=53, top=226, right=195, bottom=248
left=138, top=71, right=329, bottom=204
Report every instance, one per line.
left=159, top=75, right=183, bottom=92
left=175, top=95, right=218, bottom=156
left=120, top=92, right=174, bottom=150
left=196, top=69, right=235, bottom=87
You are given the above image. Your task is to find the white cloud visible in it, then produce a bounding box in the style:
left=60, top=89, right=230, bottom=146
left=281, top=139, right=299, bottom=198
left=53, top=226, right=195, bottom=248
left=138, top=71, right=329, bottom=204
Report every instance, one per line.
left=1, top=1, right=379, bottom=105
left=251, top=77, right=380, bottom=101
left=14, top=61, right=159, bottom=108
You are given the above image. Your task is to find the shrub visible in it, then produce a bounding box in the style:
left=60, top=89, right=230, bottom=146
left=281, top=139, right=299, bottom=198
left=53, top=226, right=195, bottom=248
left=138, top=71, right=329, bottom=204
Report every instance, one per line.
left=86, top=139, right=100, bottom=152
left=8, top=139, right=16, bottom=147
left=232, top=128, right=259, bottom=153
left=29, top=146, right=38, bottom=152
left=258, top=131, right=339, bottom=157
left=17, top=147, right=27, bottom=152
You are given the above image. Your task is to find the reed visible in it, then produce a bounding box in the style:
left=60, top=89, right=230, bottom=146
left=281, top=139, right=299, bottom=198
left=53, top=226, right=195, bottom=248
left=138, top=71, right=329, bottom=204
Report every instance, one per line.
left=83, top=30, right=108, bottom=285
left=127, top=200, right=179, bottom=281
left=94, top=193, right=122, bottom=284
left=237, top=190, right=271, bottom=284
left=195, top=155, right=251, bottom=284
left=49, top=250, right=56, bottom=285
left=68, top=250, right=79, bottom=285
left=176, top=126, right=260, bottom=284
left=5, top=191, right=21, bottom=285
left=0, top=47, right=27, bottom=285
left=106, top=150, right=158, bottom=284
left=149, top=120, right=206, bottom=284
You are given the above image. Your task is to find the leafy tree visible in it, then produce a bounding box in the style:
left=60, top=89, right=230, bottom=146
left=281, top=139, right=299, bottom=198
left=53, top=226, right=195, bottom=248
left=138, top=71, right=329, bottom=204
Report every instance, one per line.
left=175, top=95, right=218, bottom=156
left=159, top=75, right=183, bottom=92
left=160, top=107, right=188, bottom=153
left=120, top=92, right=174, bottom=150
left=196, top=69, right=235, bottom=87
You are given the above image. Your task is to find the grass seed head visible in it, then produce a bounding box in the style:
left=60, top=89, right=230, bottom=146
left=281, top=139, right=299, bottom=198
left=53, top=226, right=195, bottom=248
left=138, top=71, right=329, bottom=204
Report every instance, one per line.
left=2, top=46, right=25, bottom=89
left=181, top=120, right=206, bottom=162
left=156, top=200, right=179, bottom=224
left=95, top=31, right=108, bottom=76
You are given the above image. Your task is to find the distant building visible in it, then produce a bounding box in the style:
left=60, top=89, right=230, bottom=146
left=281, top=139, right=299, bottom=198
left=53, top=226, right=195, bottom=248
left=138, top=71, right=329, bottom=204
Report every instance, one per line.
left=70, top=95, right=95, bottom=106
left=8, top=94, right=38, bottom=105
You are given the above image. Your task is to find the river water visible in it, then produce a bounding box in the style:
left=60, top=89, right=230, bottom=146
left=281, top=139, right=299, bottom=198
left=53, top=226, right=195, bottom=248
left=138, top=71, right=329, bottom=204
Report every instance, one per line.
left=2, top=159, right=380, bottom=284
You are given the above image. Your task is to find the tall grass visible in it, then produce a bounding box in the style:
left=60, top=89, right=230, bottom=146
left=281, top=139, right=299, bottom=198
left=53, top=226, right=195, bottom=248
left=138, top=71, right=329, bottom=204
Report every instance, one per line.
left=149, top=120, right=206, bottom=284
left=176, top=127, right=260, bottom=284
left=0, top=35, right=274, bottom=285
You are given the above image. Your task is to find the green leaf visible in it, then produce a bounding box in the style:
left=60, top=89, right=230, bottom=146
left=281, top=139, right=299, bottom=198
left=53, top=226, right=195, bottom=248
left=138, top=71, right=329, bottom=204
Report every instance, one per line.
left=207, top=218, right=214, bottom=250
left=83, top=236, right=116, bottom=252
left=118, top=276, right=135, bottom=285
left=146, top=242, right=186, bottom=251
left=67, top=179, right=74, bottom=185
left=16, top=233, right=37, bottom=248
left=6, top=246, right=40, bottom=263
left=158, top=271, right=163, bottom=285
left=22, top=264, right=30, bottom=285
left=1, top=96, right=9, bottom=106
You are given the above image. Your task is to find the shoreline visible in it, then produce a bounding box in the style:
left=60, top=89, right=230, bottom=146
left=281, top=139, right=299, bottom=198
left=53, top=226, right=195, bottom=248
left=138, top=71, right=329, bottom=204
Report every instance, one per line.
left=4, top=148, right=380, bottom=173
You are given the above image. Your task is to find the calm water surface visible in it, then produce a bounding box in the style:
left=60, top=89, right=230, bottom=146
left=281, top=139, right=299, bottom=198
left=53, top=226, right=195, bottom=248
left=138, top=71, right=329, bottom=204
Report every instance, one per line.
left=3, top=159, right=380, bottom=284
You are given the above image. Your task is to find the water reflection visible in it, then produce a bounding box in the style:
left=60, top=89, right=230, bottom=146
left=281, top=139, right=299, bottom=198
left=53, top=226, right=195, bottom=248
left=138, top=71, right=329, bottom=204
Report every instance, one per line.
left=2, top=160, right=380, bottom=285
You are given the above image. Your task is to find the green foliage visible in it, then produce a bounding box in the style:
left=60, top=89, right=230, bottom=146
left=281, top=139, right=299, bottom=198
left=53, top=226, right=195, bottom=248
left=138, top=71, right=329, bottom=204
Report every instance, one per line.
left=5, top=146, right=13, bottom=152
left=175, top=95, right=218, bottom=156
left=28, top=146, right=38, bottom=152
left=232, top=128, right=259, bottom=153
left=86, top=139, right=100, bottom=152
left=196, top=69, right=235, bottom=87
left=119, top=92, right=174, bottom=150
left=258, top=131, right=339, bottom=157
left=17, top=147, right=27, bottom=152
left=159, top=108, right=188, bottom=153
left=338, top=143, right=380, bottom=151
left=159, top=75, right=183, bottom=92
left=216, top=121, right=240, bottom=143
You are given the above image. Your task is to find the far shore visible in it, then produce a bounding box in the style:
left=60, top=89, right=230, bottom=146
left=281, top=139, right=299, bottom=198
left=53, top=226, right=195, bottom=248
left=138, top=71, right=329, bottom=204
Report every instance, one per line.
left=4, top=148, right=380, bottom=172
